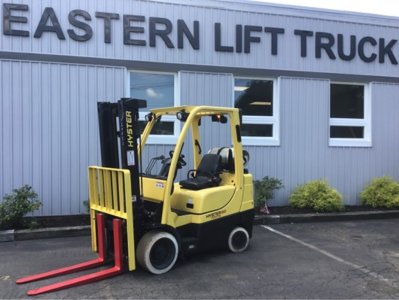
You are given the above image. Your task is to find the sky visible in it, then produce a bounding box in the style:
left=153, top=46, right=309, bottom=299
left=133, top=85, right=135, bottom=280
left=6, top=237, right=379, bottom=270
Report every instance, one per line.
left=251, top=0, right=399, bottom=18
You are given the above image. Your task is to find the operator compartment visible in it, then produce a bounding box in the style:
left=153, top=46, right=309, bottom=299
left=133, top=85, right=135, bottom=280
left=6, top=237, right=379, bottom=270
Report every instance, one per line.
left=140, top=148, right=186, bottom=202
left=171, top=147, right=237, bottom=215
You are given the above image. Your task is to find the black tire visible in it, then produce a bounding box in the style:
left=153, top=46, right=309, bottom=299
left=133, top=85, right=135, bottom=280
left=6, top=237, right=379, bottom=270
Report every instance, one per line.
left=228, top=227, right=249, bottom=253
left=136, top=230, right=178, bottom=274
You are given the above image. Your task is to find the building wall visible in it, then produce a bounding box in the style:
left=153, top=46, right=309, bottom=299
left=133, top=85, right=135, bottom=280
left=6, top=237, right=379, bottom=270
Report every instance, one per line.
left=1, top=61, right=399, bottom=215
left=1, top=0, right=399, bottom=214
left=143, top=74, right=399, bottom=206
left=0, top=59, right=126, bottom=215
left=247, top=78, right=399, bottom=206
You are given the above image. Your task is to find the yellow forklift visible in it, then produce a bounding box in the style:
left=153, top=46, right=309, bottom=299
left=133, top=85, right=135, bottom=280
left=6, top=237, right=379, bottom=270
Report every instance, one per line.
left=17, top=98, right=254, bottom=295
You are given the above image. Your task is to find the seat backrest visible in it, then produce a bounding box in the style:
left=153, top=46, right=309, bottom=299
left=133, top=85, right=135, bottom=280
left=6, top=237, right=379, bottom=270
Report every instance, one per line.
left=196, top=154, right=222, bottom=178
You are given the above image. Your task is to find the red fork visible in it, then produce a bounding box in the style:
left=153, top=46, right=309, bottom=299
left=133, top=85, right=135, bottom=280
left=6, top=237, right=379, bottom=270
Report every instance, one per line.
left=16, top=214, right=125, bottom=296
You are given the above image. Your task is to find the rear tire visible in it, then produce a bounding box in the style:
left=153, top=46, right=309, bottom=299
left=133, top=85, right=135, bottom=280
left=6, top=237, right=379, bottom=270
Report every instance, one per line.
left=136, top=230, right=178, bottom=274
left=228, top=227, right=249, bottom=253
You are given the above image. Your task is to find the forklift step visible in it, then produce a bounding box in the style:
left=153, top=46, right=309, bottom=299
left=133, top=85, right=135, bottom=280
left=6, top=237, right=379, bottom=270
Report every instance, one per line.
left=181, top=237, right=199, bottom=253
left=16, top=214, right=125, bottom=296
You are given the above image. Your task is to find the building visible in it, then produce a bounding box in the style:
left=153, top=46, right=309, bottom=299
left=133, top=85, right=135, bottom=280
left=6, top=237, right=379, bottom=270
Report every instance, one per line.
left=1, top=0, right=399, bottom=216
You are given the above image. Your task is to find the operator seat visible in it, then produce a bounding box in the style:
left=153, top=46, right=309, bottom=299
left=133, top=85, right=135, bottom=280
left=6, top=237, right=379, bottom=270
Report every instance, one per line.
left=180, top=154, right=222, bottom=190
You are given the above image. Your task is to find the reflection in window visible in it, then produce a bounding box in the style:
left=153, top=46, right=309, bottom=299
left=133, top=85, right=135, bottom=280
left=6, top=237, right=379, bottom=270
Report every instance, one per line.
left=329, top=82, right=371, bottom=147
left=241, top=124, right=273, bottom=137
left=234, top=78, right=278, bottom=144
left=330, top=84, right=364, bottom=119
left=330, top=126, right=364, bottom=138
left=234, top=79, right=273, bottom=116
left=130, top=72, right=174, bottom=110
left=139, top=121, right=174, bottom=135
left=130, top=72, right=175, bottom=136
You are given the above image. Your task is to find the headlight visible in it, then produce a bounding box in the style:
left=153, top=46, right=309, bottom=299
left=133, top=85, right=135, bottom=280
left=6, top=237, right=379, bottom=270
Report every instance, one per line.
left=145, top=113, right=153, bottom=122
left=176, top=110, right=189, bottom=121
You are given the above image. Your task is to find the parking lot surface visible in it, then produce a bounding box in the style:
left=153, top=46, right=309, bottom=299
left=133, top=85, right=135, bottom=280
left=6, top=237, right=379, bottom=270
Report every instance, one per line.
left=1, top=219, right=399, bottom=299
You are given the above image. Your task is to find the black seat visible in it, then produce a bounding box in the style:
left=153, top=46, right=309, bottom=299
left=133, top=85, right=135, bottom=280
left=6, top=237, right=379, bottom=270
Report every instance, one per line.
left=180, top=154, right=222, bottom=190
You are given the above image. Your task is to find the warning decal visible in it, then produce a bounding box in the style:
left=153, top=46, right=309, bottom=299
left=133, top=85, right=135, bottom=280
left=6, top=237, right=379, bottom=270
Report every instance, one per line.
left=156, top=182, right=165, bottom=188
left=127, top=150, right=135, bottom=166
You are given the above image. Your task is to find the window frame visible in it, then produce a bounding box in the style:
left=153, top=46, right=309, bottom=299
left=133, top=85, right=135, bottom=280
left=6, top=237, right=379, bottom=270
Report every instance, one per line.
left=233, top=76, right=280, bottom=146
left=329, top=81, right=372, bottom=147
left=127, top=70, right=180, bottom=145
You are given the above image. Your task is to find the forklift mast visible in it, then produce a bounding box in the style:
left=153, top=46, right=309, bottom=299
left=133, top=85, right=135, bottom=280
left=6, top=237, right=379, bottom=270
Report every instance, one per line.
left=97, top=98, right=147, bottom=209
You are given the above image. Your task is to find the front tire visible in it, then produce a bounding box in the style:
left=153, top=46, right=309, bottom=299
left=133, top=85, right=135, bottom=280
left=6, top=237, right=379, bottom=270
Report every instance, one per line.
left=228, top=227, right=249, bottom=253
left=136, top=231, right=178, bottom=274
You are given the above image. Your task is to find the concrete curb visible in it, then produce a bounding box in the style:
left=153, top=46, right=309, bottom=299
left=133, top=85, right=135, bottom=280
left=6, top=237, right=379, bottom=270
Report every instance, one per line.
left=1, top=210, right=399, bottom=241
left=0, top=229, right=15, bottom=242
left=14, top=225, right=91, bottom=241
left=254, top=210, right=399, bottom=225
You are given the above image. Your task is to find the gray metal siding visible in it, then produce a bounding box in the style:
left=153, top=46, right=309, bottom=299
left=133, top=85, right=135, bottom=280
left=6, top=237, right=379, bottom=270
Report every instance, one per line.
left=1, top=0, right=398, bottom=78
left=133, top=72, right=399, bottom=206
left=145, top=75, right=399, bottom=206
left=0, top=60, right=126, bottom=215
left=180, top=71, right=234, bottom=173
left=180, top=71, right=233, bottom=107
left=1, top=0, right=399, bottom=215
left=244, top=78, right=399, bottom=206
left=244, top=77, right=331, bottom=206
left=2, top=69, right=399, bottom=214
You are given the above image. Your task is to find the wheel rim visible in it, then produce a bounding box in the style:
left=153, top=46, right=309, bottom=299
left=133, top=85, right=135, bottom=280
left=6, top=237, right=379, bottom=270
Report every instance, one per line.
left=232, top=231, right=247, bottom=250
left=150, top=237, right=176, bottom=270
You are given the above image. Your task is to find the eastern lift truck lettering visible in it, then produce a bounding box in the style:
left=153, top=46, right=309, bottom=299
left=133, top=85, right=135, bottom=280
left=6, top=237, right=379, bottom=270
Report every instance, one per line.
left=16, top=98, right=254, bottom=296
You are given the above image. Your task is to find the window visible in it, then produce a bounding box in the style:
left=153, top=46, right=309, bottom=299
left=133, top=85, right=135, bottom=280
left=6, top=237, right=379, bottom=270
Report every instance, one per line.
left=234, top=77, right=279, bottom=146
left=329, top=83, right=371, bottom=147
left=129, top=71, right=179, bottom=144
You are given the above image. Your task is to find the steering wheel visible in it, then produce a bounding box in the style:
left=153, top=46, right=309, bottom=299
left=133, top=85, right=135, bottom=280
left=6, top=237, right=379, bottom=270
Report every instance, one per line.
left=169, top=150, right=187, bottom=167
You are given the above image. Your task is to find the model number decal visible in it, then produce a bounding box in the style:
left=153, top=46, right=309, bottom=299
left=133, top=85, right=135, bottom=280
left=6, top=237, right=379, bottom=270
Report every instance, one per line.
left=156, top=182, right=165, bottom=188
left=206, top=209, right=227, bottom=220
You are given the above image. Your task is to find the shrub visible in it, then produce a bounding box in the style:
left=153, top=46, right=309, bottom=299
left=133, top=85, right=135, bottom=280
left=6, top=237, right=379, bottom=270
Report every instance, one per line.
left=0, top=185, right=42, bottom=229
left=254, top=176, right=284, bottom=209
left=83, top=199, right=90, bottom=213
left=360, top=176, right=399, bottom=209
left=289, top=180, right=344, bottom=213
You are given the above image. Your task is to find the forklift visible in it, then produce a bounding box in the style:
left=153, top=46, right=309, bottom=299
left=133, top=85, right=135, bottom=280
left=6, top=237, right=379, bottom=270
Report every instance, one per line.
left=16, top=98, right=255, bottom=295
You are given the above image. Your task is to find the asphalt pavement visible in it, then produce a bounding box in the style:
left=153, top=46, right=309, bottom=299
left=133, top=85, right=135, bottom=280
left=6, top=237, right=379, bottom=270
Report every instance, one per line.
left=1, top=219, right=399, bottom=299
